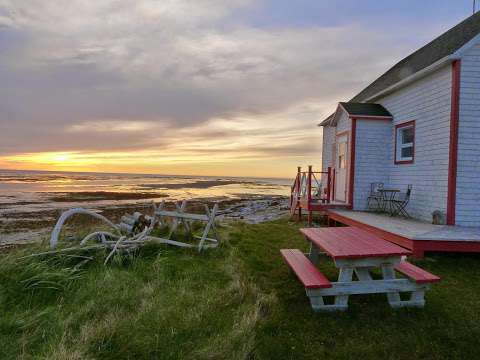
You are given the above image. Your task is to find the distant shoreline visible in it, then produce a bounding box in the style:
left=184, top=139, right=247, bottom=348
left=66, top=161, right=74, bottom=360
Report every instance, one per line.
left=0, top=168, right=293, bottom=182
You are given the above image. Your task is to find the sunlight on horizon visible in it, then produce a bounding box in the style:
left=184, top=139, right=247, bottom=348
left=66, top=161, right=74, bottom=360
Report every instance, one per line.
left=0, top=149, right=321, bottom=178
left=0, top=102, right=325, bottom=178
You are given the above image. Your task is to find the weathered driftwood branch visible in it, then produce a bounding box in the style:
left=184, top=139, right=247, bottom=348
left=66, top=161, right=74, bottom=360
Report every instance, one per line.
left=50, top=208, right=121, bottom=249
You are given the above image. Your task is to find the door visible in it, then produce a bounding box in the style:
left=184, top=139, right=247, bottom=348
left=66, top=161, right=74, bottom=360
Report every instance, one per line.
left=335, top=134, right=348, bottom=202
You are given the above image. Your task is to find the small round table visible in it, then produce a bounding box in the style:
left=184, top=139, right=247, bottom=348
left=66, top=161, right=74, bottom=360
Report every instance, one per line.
left=377, top=189, right=400, bottom=215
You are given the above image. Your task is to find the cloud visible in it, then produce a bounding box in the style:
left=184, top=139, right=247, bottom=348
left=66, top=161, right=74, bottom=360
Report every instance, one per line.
left=0, top=0, right=414, bottom=175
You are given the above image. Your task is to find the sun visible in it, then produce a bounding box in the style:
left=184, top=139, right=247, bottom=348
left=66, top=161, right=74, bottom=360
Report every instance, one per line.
left=52, top=154, right=70, bottom=162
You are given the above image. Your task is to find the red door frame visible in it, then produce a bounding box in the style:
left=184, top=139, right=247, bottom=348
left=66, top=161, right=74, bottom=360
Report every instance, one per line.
left=447, top=60, right=461, bottom=225
left=348, top=118, right=357, bottom=209
left=334, top=131, right=350, bottom=203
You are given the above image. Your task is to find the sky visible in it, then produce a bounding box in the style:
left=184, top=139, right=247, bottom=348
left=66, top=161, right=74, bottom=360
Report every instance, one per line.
left=0, top=0, right=476, bottom=178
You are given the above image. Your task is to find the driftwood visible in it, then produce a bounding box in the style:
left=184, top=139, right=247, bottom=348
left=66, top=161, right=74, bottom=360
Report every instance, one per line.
left=155, top=200, right=219, bottom=251
left=48, top=200, right=220, bottom=264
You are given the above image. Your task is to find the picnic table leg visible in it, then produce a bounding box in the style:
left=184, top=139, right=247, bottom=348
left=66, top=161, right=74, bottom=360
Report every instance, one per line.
left=308, top=243, right=320, bottom=265
left=354, top=267, right=373, bottom=281
left=381, top=264, right=402, bottom=306
left=334, top=267, right=353, bottom=308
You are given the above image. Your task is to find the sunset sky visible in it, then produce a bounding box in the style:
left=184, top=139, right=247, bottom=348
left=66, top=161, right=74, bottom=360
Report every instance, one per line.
left=0, top=1, right=475, bottom=178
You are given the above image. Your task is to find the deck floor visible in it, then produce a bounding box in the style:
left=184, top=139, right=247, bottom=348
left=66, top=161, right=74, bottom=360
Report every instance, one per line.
left=329, top=210, right=480, bottom=242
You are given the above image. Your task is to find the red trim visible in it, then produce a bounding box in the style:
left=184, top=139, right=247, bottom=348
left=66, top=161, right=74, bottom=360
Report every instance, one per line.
left=394, top=120, right=415, bottom=165
left=348, top=118, right=357, bottom=209
left=348, top=115, right=392, bottom=120
left=447, top=60, right=461, bottom=226
left=332, top=168, right=336, bottom=201
left=327, top=210, right=413, bottom=249
left=326, top=210, right=480, bottom=259
left=334, top=131, right=349, bottom=203
left=299, top=199, right=349, bottom=211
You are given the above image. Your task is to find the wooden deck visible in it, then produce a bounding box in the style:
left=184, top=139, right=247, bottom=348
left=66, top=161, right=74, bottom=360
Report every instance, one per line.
left=299, top=199, right=349, bottom=211
left=327, top=209, right=480, bottom=258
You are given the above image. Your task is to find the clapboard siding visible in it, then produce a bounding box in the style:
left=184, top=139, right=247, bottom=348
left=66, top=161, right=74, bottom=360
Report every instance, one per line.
left=376, top=64, right=452, bottom=222
left=336, top=110, right=351, bottom=134
left=321, top=126, right=335, bottom=171
left=353, top=120, right=391, bottom=210
left=457, top=43, right=480, bottom=226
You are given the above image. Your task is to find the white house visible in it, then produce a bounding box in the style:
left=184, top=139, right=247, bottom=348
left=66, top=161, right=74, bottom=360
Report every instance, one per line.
left=320, top=12, right=480, bottom=228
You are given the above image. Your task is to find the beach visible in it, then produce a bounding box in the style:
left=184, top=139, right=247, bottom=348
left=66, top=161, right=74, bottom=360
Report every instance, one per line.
left=0, top=169, right=291, bottom=245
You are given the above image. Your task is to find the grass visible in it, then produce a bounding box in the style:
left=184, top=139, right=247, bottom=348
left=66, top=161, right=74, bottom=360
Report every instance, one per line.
left=1, top=218, right=480, bottom=359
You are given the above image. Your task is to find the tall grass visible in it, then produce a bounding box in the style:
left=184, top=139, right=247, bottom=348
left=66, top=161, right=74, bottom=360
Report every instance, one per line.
left=1, top=219, right=480, bottom=359
left=0, top=227, right=270, bottom=359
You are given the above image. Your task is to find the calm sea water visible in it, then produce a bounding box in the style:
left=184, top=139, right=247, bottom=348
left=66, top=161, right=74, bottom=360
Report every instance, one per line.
left=0, top=169, right=292, bottom=215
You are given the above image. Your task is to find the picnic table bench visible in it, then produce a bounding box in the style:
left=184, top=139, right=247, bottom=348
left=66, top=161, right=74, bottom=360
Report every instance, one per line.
left=281, top=227, right=440, bottom=311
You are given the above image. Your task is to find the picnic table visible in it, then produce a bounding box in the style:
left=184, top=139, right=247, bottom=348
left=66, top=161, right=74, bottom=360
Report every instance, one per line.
left=281, top=227, right=440, bottom=311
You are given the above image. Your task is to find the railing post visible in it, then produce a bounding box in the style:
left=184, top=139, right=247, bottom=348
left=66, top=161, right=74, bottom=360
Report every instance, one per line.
left=307, top=165, right=313, bottom=225
left=297, top=167, right=301, bottom=195
left=332, top=168, right=336, bottom=202
left=307, top=165, right=312, bottom=204
left=327, top=167, right=332, bottom=204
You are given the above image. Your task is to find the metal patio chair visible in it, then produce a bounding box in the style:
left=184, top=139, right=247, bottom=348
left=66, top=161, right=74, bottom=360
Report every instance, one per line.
left=366, top=182, right=384, bottom=212
left=391, top=184, right=413, bottom=218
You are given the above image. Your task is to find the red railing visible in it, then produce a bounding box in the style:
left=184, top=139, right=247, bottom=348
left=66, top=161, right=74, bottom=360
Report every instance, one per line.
left=290, top=165, right=332, bottom=215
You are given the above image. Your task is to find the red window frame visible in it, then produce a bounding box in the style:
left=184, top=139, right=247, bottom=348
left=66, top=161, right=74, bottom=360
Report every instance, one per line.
left=394, top=120, right=415, bottom=165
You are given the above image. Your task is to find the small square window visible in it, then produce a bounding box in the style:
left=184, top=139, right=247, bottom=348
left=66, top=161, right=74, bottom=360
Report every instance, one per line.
left=395, top=121, right=415, bottom=164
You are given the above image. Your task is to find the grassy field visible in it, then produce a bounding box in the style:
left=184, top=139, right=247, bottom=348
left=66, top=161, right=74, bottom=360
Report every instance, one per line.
left=1, top=218, right=480, bottom=359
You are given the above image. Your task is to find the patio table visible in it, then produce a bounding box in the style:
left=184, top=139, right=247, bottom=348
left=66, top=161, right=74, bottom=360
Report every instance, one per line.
left=299, top=227, right=433, bottom=311
left=377, top=188, right=400, bottom=215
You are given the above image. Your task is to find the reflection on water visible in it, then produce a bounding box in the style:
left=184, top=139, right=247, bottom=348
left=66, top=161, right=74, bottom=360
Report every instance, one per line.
left=0, top=169, right=292, bottom=214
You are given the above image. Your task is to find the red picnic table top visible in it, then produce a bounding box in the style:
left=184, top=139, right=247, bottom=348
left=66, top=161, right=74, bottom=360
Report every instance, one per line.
left=300, top=227, right=411, bottom=259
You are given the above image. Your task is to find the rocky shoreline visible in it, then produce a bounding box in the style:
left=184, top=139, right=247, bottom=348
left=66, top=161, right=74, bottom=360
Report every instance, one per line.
left=0, top=195, right=290, bottom=246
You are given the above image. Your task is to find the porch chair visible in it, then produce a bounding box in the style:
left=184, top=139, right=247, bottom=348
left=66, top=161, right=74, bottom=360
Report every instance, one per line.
left=366, top=182, right=384, bottom=212
left=391, top=184, right=413, bottom=218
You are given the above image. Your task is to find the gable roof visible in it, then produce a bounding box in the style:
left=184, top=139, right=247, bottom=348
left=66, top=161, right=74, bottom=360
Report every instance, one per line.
left=339, top=102, right=392, bottom=118
left=319, top=12, right=480, bottom=126
left=351, top=11, right=480, bottom=103
left=320, top=102, right=392, bottom=127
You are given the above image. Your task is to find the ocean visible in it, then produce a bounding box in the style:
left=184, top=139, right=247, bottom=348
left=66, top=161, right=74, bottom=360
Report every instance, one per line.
left=0, top=169, right=292, bottom=243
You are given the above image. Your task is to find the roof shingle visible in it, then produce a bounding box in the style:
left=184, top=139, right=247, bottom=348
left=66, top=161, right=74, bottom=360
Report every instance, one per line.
left=351, top=11, right=480, bottom=102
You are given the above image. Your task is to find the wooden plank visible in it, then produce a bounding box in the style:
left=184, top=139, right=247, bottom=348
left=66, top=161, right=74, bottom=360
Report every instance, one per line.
left=394, top=261, right=441, bottom=284
left=334, top=256, right=402, bottom=268
left=280, top=249, right=332, bottom=289
left=300, top=227, right=411, bottom=259
left=306, top=278, right=424, bottom=296
left=144, top=237, right=195, bottom=248
left=155, top=210, right=209, bottom=221
left=198, top=203, right=218, bottom=251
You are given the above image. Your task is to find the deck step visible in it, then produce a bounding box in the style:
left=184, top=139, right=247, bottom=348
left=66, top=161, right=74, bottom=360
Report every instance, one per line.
left=394, top=261, right=440, bottom=284
left=280, top=249, right=332, bottom=289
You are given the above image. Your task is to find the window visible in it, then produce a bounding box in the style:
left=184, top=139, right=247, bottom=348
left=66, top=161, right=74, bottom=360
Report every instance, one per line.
left=395, top=121, right=415, bottom=164
left=338, top=142, right=346, bottom=169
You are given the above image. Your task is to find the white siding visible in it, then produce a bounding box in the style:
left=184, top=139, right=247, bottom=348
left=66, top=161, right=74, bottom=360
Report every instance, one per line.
left=376, top=64, right=452, bottom=222
left=353, top=120, right=391, bottom=210
left=457, top=42, right=480, bottom=226
left=336, top=110, right=351, bottom=134
left=321, top=126, right=335, bottom=171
